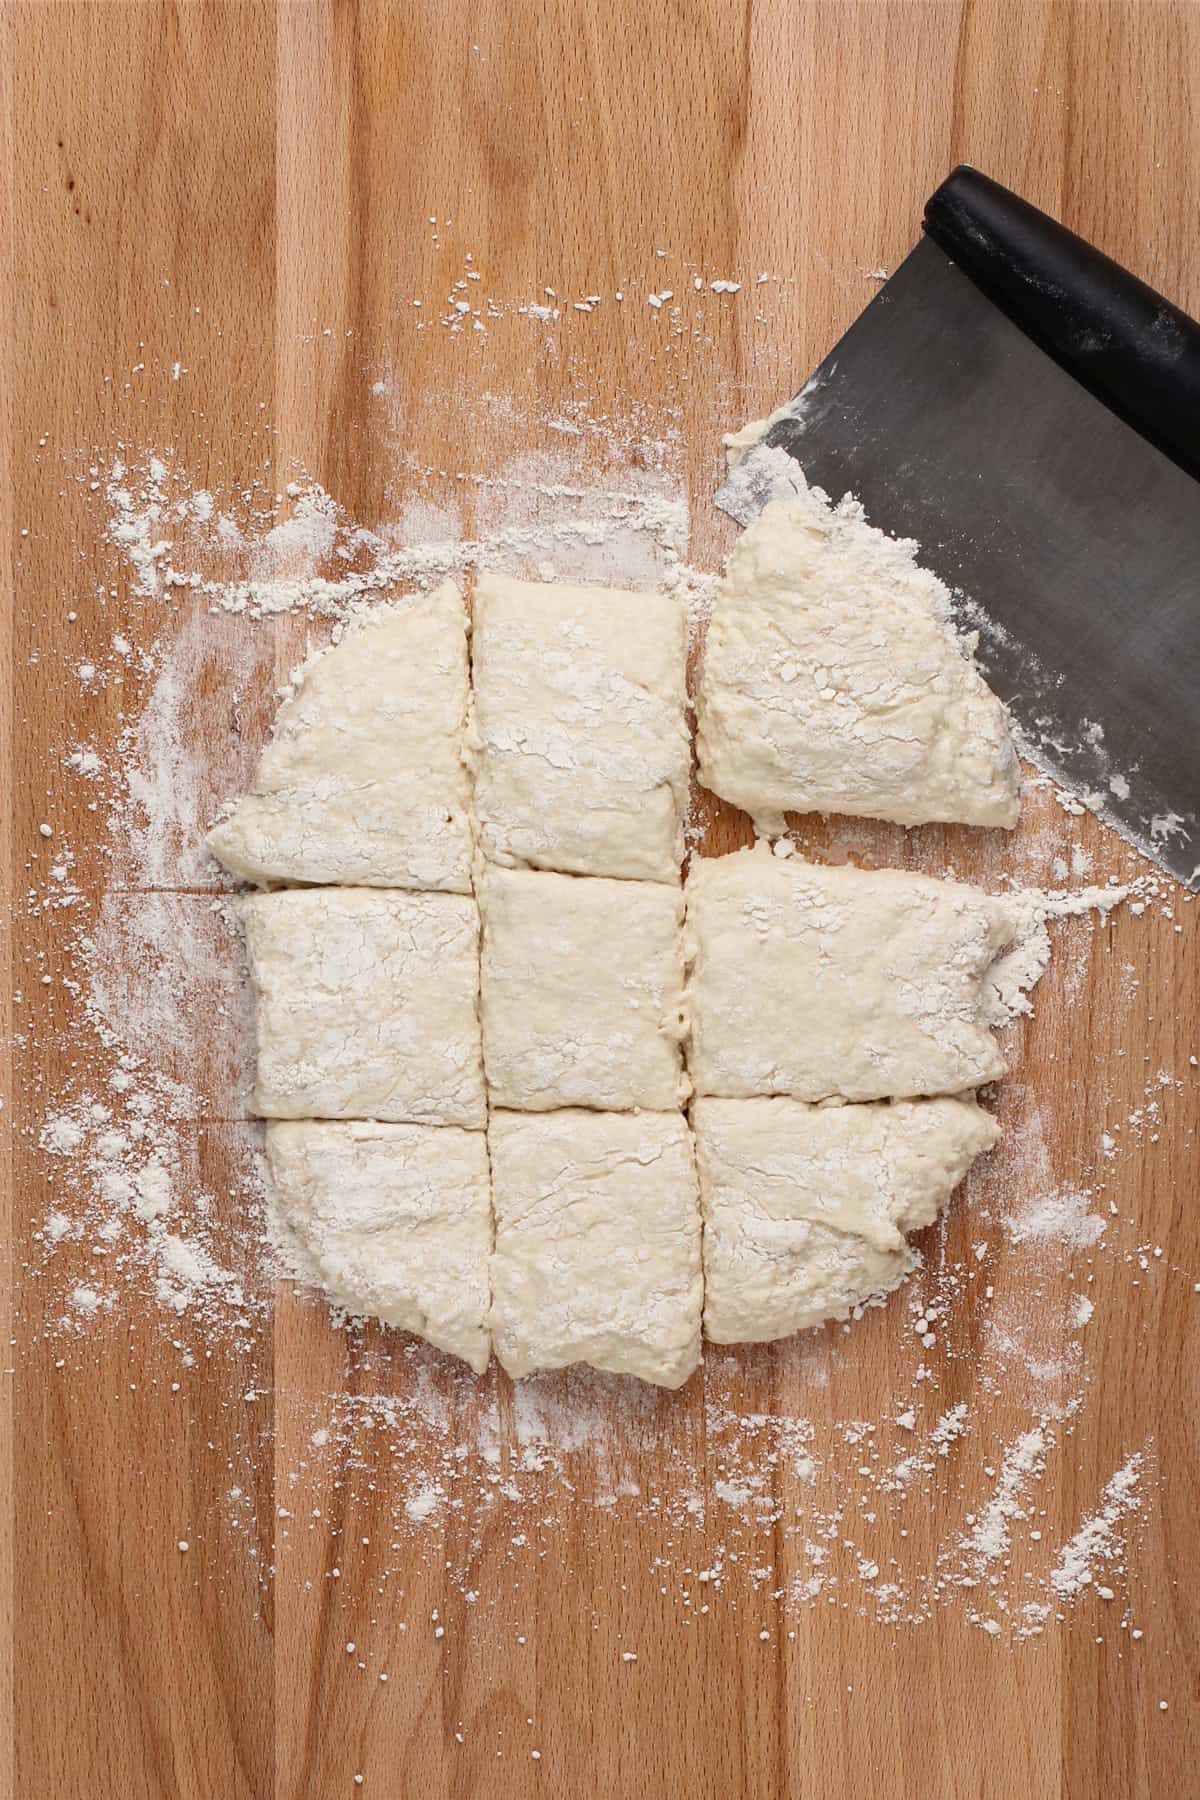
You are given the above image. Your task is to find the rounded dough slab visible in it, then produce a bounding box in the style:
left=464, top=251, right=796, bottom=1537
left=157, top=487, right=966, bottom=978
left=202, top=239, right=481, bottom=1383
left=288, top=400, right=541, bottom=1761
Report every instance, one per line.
left=696, top=491, right=1020, bottom=831
left=489, top=1108, right=702, bottom=1388
left=267, top=1120, right=491, bottom=1373
left=479, top=866, right=688, bottom=1113
left=685, top=845, right=1016, bottom=1102
left=469, top=572, right=690, bottom=881
left=207, top=582, right=474, bottom=891
left=241, top=887, right=485, bottom=1126
left=694, top=1094, right=999, bottom=1342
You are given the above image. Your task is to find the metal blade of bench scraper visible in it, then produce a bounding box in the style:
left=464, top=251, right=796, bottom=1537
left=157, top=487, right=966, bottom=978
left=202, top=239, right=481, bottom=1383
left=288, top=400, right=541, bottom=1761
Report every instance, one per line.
left=716, top=237, right=1200, bottom=889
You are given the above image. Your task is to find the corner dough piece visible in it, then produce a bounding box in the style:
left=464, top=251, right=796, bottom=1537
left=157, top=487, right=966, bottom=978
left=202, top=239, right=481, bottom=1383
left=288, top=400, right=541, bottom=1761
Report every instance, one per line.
left=469, top=573, right=690, bottom=881
left=207, top=582, right=474, bottom=890
left=241, top=888, right=485, bottom=1126
left=479, top=866, right=688, bottom=1112
left=489, top=1108, right=702, bottom=1387
left=696, top=491, right=1020, bottom=831
left=695, top=1094, right=999, bottom=1341
left=685, top=846, right=1016, bottom=1101
left=267, top=1120, right=491, bottom=1373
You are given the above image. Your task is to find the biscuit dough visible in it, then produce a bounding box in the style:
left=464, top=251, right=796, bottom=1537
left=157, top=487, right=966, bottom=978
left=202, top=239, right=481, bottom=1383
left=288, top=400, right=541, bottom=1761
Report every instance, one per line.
left=469, top=573, right=690, bottom=881
left=267, top=1119, right=491, bottom=1372
left=695, top=1094, right=999, bottom=1341
left=685, top=846, right=1016, bottom=1101
left=207, top=582, right=474, bottom=891
left=241, top=888, right=485, bottom=1125
left=488, top=1108, right=702, bottom=1387
left=479, top=866, right=688, bottom=1112
left=212, top=540, right=1032, bottom=1379
left=696, top=492, right=1020, bottom=831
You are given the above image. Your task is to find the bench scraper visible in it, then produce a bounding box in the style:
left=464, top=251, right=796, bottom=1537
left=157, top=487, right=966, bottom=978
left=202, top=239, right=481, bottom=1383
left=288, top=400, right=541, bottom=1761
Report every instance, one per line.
left=717, top=167, right=1200, bottom=888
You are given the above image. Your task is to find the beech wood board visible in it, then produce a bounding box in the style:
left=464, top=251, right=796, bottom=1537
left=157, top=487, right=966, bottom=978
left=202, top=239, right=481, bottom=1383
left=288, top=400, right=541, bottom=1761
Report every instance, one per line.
left=3, top=4, right=1198, bottom=1797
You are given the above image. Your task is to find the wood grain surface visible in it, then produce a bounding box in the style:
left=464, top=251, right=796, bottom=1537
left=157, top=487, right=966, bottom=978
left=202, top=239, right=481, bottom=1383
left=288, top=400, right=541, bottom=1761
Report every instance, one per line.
left=4, top=3, right=1199, bottom=1797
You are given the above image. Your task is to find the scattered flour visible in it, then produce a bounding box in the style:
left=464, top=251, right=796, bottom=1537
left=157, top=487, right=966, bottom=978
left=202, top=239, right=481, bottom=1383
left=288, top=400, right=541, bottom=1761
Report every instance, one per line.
left=101, top=455, right=709, bottom=628
left=404, top=1485, right=442, bottom=1525
left=961, top=1427, right=1050, bottom=1564
left=987, top=886, right=1130, bottom=1024
left=1051, top=1455, right=1145, bottom=1597
left=1001, top=1190, right=1108, bottom=1250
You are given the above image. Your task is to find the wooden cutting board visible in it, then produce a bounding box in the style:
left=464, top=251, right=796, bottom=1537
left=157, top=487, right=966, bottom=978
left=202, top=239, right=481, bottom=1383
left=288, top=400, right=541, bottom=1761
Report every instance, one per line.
left=4, top=4, right=1198, bottom=1796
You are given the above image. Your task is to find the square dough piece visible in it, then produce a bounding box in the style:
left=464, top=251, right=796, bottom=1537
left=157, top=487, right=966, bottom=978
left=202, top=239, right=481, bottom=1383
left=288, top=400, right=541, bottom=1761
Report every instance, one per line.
left=267, top=1120, right=491, bottom=1373
left=241, top=888, right=485, bottom=1126
left=479, top=866, right=688, bottom=1112
left=469, top=572, right=690, bottom=881
left=696, top=492, right=1020, bottom=831
left=207, top=581, right=474, bottom=891
left=695, top=1094, right=999, bottom=1342
left=489, top=1108, right=702, bottom=1388
left=685, top=846, right=1016, bottom=1102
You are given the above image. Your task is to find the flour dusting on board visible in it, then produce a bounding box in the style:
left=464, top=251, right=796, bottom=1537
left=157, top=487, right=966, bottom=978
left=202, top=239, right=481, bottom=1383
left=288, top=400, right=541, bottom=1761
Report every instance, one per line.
left=17, top=389, right=1193, bottom=1653
left=102, top=446, right=708, bottom=627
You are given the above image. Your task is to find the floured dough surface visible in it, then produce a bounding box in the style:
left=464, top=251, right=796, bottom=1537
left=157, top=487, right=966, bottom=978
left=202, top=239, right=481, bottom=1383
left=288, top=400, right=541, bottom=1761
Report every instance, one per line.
left=211, top=532, right=1030, bottom=1378
left=241, top=888, right=485, bottom=1125
left=696, top=491, right=1020, bottom=831
left=685, top=846, right=1016, bottom=1101
left=208, top=582, right=474, bottom=891
left=479, top=866, right=688, bottom=1112
left=489, top=1108, right=702, bottom=1387
left=267, top=1120, right=491, bottom=1372
left=695, top=1094, right=999, bottom=1341
left=470, top=573, right=690, bottom=881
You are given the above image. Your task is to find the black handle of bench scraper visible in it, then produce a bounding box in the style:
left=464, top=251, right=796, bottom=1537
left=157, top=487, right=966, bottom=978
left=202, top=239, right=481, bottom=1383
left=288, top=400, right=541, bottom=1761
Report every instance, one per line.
left=923, top=166, right=1200, bottom=483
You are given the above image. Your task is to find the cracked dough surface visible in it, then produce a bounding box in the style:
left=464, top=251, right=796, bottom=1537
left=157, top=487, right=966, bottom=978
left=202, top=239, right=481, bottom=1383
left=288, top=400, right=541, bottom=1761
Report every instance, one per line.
left=241, top=887, right=485, bottom=1125
left=267, top=1120, right=491, bottom=1372
left=488, top=1108, right=702, bottom=1387
left=685, top=845, right=1016, bottom=1101
left=208, top=581, right=474, bottom=891
left=469, top=572, right=690, bottom=881
left=696, top=494, right=1020, bottom=831
left=479, top=866, right=688, bottom=1112
left=695, top=1094, right=999, bottom=1341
